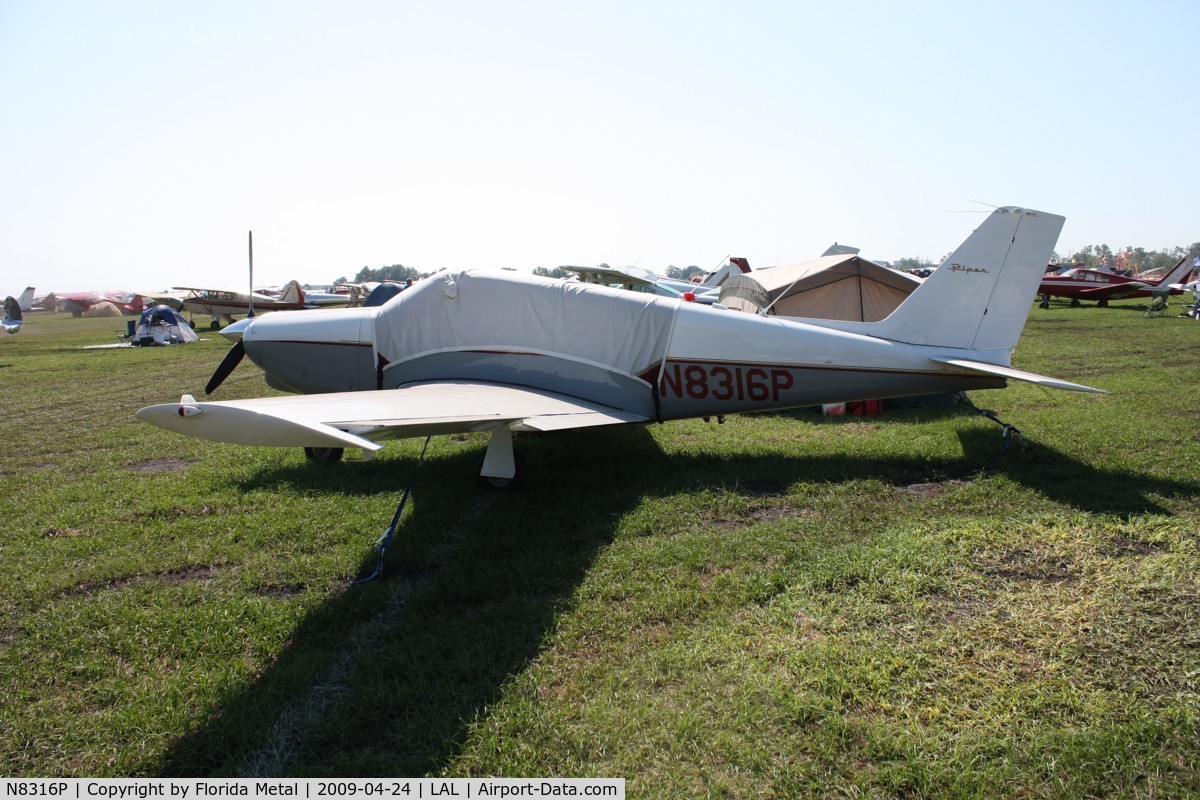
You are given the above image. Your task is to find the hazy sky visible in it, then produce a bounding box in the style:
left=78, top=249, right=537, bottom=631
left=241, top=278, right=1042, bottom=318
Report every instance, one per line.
left=2, top=0, right=1197, bottom=292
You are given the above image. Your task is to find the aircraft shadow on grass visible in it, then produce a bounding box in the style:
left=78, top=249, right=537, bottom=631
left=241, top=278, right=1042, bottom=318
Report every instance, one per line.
left=157, top=417, right=1198, bottom=777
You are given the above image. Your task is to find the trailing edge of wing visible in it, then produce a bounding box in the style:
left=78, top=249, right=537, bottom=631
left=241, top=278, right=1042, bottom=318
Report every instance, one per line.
left=516, top=410, right=646, bottom=432
left=1077, top=283, right=1151, bottom=298
left=136, top=381, right=649, bottom=448
left=931, top=357, right=1107, bottom=394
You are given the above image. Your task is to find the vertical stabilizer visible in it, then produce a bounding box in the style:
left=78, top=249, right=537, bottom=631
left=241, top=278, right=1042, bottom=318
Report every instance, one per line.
left=1154, top=256, right=1197, bottom=288
left=280, top=280, right=305, bottom=305
left=868, top=207, right=1064, bottom=353
left=16, top=287, right=34, bottom=311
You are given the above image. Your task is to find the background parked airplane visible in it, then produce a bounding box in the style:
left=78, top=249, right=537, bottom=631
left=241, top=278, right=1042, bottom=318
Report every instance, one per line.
left=1036, top=256, right=1195, bottom=307
left=9, top=287, right=35, bottom=312
left=562, top=264, right=721, bottom=303
left=52, top=290, right=145, bottom=316
left=176, top=280, right=306, bottom=328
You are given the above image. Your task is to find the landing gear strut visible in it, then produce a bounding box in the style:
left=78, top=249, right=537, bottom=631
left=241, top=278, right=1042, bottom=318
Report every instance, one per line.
left=477, top=430, right=522, bottom=488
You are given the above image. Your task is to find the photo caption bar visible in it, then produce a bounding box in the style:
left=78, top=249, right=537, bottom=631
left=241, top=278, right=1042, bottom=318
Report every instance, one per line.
left=1, top=779, right=624, bottom=800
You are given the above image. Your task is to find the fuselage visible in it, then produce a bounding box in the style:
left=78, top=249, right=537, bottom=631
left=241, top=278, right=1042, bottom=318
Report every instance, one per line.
left=181, top=291, right=307, bottom=317
left=56, top=290, right=144, bottom=315
left=240, top=278, right=1002, bottom=423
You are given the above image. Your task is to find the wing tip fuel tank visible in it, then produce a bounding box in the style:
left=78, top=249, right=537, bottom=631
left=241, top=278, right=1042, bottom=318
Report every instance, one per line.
left=135, top=397, right=381, bottom=450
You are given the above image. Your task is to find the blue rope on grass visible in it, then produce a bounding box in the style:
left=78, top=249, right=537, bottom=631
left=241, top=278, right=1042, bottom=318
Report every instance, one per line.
left=353, top=436, right=432, bottom=584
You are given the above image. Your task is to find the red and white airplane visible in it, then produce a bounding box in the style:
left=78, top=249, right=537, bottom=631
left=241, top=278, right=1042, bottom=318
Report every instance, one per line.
left=52, top=290, right=145, bottom=316
left=1036, top=257, right=1195, bottom=308
left=136, top=206, right=1104, bottom=486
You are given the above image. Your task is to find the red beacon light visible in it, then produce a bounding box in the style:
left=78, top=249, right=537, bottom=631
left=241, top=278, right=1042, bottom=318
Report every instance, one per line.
left=683, top=292, right=696, bottom=302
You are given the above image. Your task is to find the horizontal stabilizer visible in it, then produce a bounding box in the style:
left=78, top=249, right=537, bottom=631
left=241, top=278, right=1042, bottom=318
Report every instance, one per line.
left=931, top=357, right=1107, bottom=394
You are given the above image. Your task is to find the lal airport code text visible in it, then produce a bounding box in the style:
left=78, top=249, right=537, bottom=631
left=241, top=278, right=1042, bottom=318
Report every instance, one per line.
left=1, top=780, right=624, bottom=800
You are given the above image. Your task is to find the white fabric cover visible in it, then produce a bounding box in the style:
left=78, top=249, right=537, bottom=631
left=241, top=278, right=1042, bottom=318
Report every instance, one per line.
left=373, top=271, right=679, bottom=381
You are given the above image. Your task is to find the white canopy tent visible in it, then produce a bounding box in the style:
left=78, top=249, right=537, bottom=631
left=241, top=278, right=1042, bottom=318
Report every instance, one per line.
left=719, top=255, right=921, bottom=322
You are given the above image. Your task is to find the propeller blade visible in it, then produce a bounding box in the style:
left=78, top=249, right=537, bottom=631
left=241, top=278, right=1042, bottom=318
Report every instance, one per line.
left=206, top=339, right=246, bottom=395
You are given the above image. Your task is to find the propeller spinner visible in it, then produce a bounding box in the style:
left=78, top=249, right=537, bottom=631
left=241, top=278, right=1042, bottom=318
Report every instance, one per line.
left=3, top=296, right=22, bottom=334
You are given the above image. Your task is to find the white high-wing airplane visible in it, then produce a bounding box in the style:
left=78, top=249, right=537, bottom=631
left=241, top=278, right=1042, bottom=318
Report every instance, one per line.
left=562, top=264, right=722, bottom=304
left=137, top=206, right=1104, bottom=485
left=176, top=280, right=306, bottom=328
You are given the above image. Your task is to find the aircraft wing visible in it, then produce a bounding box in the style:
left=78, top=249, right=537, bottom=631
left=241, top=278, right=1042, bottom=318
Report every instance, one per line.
left=562, top=265, right=659, bottom=287
left=135, top=381, right=649, bottom=449
left=930, top=357, right=1106, bottom=394
left=1076, top=282, right=1154, bottom=299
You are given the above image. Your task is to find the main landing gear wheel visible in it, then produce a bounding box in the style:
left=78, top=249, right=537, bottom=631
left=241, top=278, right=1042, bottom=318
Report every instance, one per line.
left=477, top=454, right=525, bottom=489
left=304, top=446, right=345, bottom=463
left=476, top=430, right=523, bottom=489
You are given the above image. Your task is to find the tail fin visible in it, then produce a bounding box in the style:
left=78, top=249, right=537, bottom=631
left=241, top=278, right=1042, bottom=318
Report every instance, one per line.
left=868, top=206, right=1064, bottom=353
left=280, top=280, right=305, bottom=305
left=1153, top=256, right=1196, bottom=288
left=16, top=287, right=34, bottom=311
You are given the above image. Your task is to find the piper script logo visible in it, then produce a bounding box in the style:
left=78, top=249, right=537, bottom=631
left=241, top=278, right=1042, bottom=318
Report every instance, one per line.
left=948, top=263, right=989, bottom=274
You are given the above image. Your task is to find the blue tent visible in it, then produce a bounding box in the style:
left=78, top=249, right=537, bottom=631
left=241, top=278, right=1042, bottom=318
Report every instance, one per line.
left=130, top=304, right=199, bottom=345
left=364, top=282, right=405, bottom=307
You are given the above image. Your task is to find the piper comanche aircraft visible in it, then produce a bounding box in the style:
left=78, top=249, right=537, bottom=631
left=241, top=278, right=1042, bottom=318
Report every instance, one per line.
left=1036, top=255, right=1195, bottom=307
left=137, top=206, right=1104, bottom=485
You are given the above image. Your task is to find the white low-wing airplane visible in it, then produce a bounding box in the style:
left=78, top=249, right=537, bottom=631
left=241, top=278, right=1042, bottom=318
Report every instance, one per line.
left=137, top=206, right=1103, bottom=484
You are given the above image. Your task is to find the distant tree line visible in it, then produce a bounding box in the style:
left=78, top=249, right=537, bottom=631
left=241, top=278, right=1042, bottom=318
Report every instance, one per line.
left=334, top=243, right=1199, bottom=286
left=331, top=264, right=430, bottom=285
left=889, top=243, right=1199, bottom=274
left=666, top=266, right=705, bottom=281
left=1054, top=243, right=1200, bottom=272
left=532, top=266, right=573, bottom=279
left=530, top=264, right=709, bottom=281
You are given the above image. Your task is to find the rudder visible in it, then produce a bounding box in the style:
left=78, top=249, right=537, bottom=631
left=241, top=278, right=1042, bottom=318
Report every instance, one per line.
left=867, top=206, right=1064, bottom=353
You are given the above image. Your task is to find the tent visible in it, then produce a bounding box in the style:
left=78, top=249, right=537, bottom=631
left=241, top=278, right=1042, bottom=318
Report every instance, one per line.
left=83, top=301, right=123, bottom=317
left=130, top=304, right=199, bottom=345
left=719, top=255, right=921, bottom=322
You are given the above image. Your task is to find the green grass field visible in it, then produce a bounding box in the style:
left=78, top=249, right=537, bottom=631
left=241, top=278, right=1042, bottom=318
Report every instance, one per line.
left=1, top=300, right=1198, bottom=797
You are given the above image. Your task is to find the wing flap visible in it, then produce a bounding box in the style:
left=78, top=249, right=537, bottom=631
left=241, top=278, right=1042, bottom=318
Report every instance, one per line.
left=516, top=410, right=646, bottom=432
left=136, top=381, right=649, bottom=447
left=931, top=357, right=1107, bottom=394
